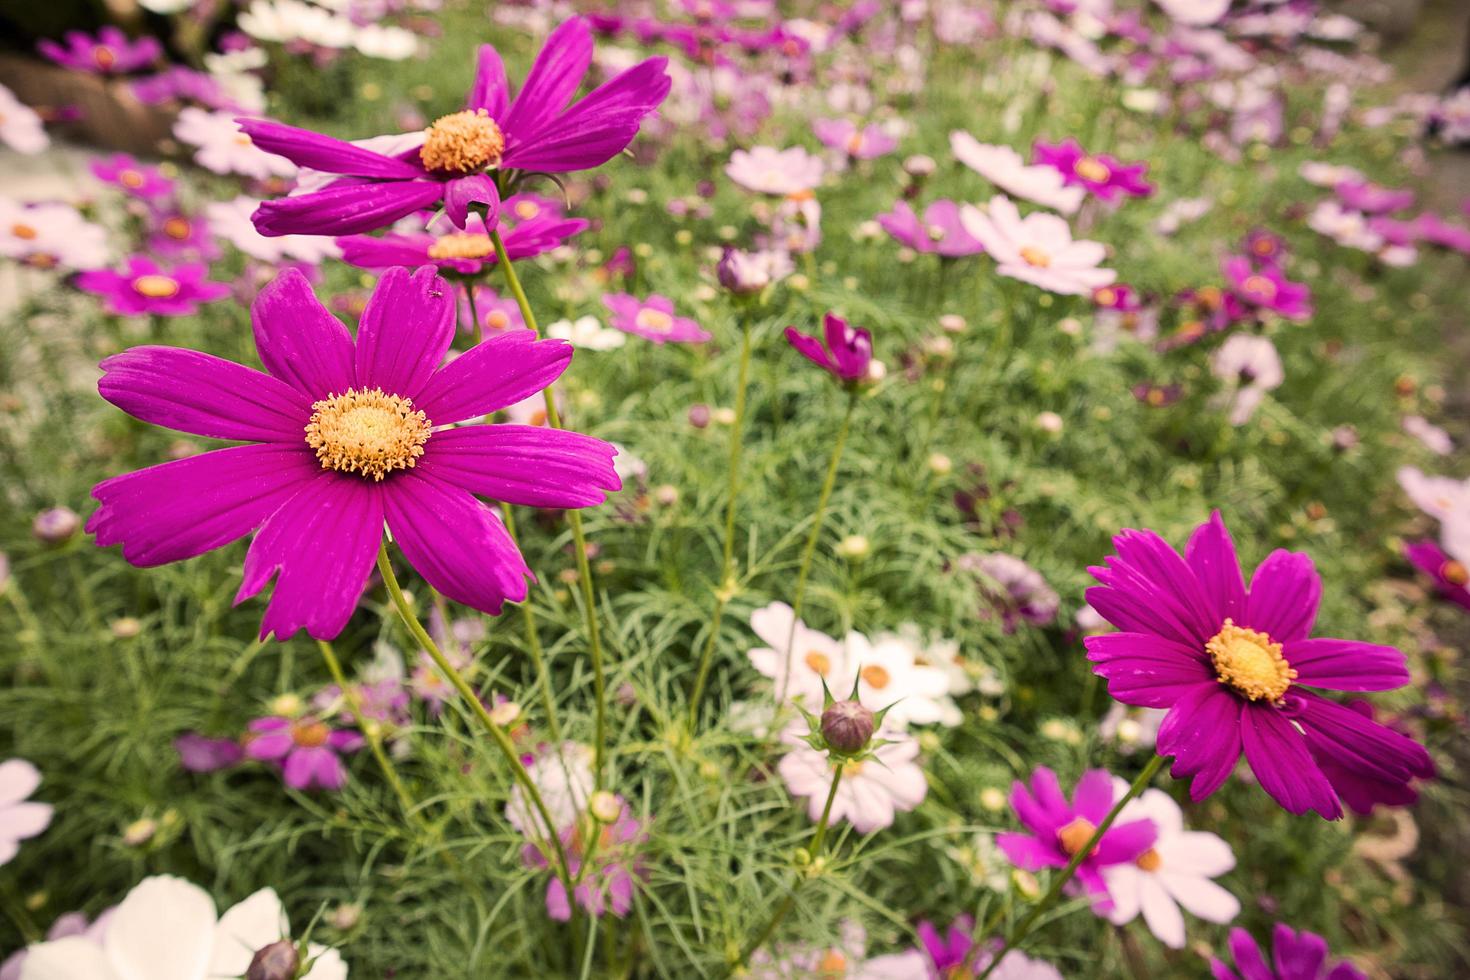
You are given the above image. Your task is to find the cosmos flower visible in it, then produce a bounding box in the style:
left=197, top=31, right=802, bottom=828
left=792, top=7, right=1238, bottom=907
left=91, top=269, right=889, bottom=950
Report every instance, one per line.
left=1403, top=541, right=1470, bottom=613
left=1395, top=466, right=1470, bottom=525
left=1242, top=229, right=1288, bottom=266
left=175, top=107, right=298, bottom=180
left=1100, top=779, right=1239, bottom=948
left=1402, top=415, right=1453, bottom=456
left=1211, top=334, right=1283, bottom=425
left=145, top=210, right=220, bottom=261
left=785, top=312, right=874, bottom=382
left=458, top=286, right=526, bottom=336
left=0, top=760, right=52, bottom=867
left=813, top=118, right=897, bottom=160
left=875, top=200, right=985, bottom=257
left=0, top=201, right=110, bottom=271
left=245, top=715, right=363, bottom=791
left=0, top=84, right=48, bottom=155
left=950, top=133, right=1084, bottom=214
left=1335, top=179, right=1414, bottom=216
left=725, top=145, right=825, bottom=196
left=547, top=315, right=626, bottom=351
left=960, top=196, right=1115, bottom=295
left=505, top=743, right=594, bottom=841
left=174, top=733, right=246, bottom=773
left=1152, top=0, right=1231, bottom=27
left=337, top=205, right=587, bottom=276
left=87, top=267, right=621, bottom=640
left=952, top=552, right=1060, bottom=632
left=523, top=795, right=649, bottom=921
left=1308, top=202, right=1383, bottom=253
left=89, top=154, right=174, bottom=201
left=1210, top=924, right=1366, bottom=980
left=37, top=27, right=161, bottom=75
left=76, top=257, right=231, bottom=317
left=603, top=293, right=709, bottom=344
left=205, top=197, right=342, bottom=265
left=1032, top=138, right=1153, bottom=203
left=243, top=17, right=670, bottom=236
left=716, top=247, right=794, bottom=294
left=777, top=725, right=926, bottom=833
left=861, top=917, right=1065, bottom=980
left=1221, top=257, right=1311, bottom=321
left=747, top=601, right=849, bottom=708
left=1085, top=510, right=1433, bottom=820
left=997, top=767, right=1157, bottom=902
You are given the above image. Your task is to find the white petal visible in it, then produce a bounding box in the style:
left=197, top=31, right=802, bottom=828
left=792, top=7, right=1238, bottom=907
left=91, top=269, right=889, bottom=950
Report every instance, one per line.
left=1162, top=873, right=1241, bottom=924
left=1138, top=876, right=1187, bottom=949
left=0, top=802, right=53, bottom=841
left=1102, top=866, right=1142, bottom=925
left=209, top=888, right=287, bottom=976
left=302, top=945, right=349, bottom=980
left=1156, top=831, right=1235, bottom=877
left=19, top=937, right=120, bottom=980
left=0, top=760, right=41, bottom=806
left=103, top=876, right=217, bottom=980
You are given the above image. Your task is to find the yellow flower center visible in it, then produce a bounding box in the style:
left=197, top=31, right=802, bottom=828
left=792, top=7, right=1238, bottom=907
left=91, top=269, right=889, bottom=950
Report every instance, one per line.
left=804, top=651, right=832, bottom=676
left=486, top=309, right=512, bottom=331
left=163, top=217, right=191, bottom=240
left=1074, top=156, right=1110, bottom=183
left=1252, top=238, right=1277, bottom=257
left=291, top=720, right=330, bottom=748
left=119, top=169, right=146, bottom=189
left=817, top=950, right=848, bottom=978
left=427, top=232, right=496, bottom=260
left=846, top=132, right=865, bottom=155
left=512, top=199, right=541, bottom=220
left=860, top=664, right=891, bottom=690
left=26, top=254, right=57, bottom=269
left=841, top=758, right=864, bottom=777
left=1135, top=847, right=1163, bottom=872
left=304, top=387, right=432, bottom=481
left=1206, top=619, right=1296, bottom=702
left=94, top=46, right=116, bottom=70
left=1241, top=275, right=1277, bottom=301
left=1443, top=560, right=1468, bottom=587
left=1146, top=387, right=1166, bottom=407
left=10, top=223, right=37, bottom=240
left=132, top=274, right=180, bottom=298
left=1019, top=245, right=1051, bottom=268
left=1094, top=286, right=1117, bottom=306
left=1056, top=816, right=1098, bottom=857
left=420, top=109, right=505, bottom=174
left=234, top=133, right=253, bottom=146
left=634, top=308, right=675, bottom=333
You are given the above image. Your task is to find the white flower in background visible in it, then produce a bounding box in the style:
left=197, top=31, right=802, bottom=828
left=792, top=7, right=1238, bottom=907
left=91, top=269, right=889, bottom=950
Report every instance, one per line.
left=547, top=315, right=627, bottom=351
left=844, top=631, right=955, bottom=729
left=139, top=0, right=202, bottom=11
left=747, top=602, right=848, bottom=708
left=725, top=146, right=825, bottom=196
left=18, top=876, right=346, bottom=980
left=1403, top=415, right=1453, bottom=456
left=174, top=107, right=297, bottom=180
left=1152, top=196, right=1211, bottom=236
left=354, top=24, right=419, bottom=61
left=0, top=760, right=52, bottom=866
left=1396, top=467, right=1470, bottom=523
left=1152, top=0, right=1231, bottom=27
left=1299, top=160, right=1364, bottom=188
left=1098, top=704, right=1167, bottom=754
left=505, top=743, right=592, bottom=840
left=1101, top=781, right=1240, bottom=948
left=0, top=200, right=110, bottom=272
left=777, top=726, right=926, bottom=833
left=961, top=196, right=1115, bottom=296
left=204, top=48, right=269, bottom=74
left=950, top=133, right=1084, bottom=214
left=0, top=84, right=48, bottom=155
left=1211, top=334, right=1283, bottom=425
left=1307, top=201, right=1381, bottom=251
left=240, top=0, right=354, bottom=49
left=205, top=196, right=340, bottom=264
left=609, top=443, right=647, bottom=486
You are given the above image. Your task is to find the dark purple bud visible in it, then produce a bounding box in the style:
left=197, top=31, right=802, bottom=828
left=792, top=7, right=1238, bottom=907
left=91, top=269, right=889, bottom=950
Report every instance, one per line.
left=246, top=940, right=299, bottom=980
left=820, top=700, right=875, bottom=755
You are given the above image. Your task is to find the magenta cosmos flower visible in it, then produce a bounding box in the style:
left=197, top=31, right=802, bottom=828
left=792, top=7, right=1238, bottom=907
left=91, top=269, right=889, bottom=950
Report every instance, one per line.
left=785, top=312, right=873, bottom=383
left=1033, top=138, right=1153, bottom=203
left=1211, top=924, right=1366, bottom=980
left=813, top=118, right=897, bottom=160
left=1405, top=540, right=1470, bottom=612
left=602, top=293, right=709, bottom=344
left=90, top=154, right=174, bottom=201
left=243, top=17, right=669, bottom=237
left=876, top=200, right=985, bottom=257
left=38, top=27, right=161, bottom=74
left=87, top=266, right=621, bottom=640
left=1221, top=256, right=1311, bottom=321
left=246, top=715, right=363, bottom=791
left=337, top=200, right=587, bottom=275
left=997, top=766, right=1156, bottom=902
left=76, top=257, right=230, bottom=317
left=1085, top=511, right=1432, bottom=820
left=523, top=795, right=648, bottom=921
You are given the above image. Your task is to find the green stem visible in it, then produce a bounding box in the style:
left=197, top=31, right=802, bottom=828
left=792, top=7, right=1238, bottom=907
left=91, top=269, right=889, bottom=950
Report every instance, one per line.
left=464, top=281, right=482, bottom=347
left=315, top=639, right=418, bottom=821
left=776, top=390, right=858, bottom=705
left=500, top=502, right=563, bottom=744
left=491, top=227, right=609, bottom=790
left=687, top=315, right=755, bottom=726
left=970, top=754, right=1167, bottom=979
left=374, top=542, right=575, bottom=887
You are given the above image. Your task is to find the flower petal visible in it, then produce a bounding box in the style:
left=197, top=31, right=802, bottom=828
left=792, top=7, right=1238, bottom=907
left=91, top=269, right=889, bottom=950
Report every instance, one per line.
left=414, top=331, right=571, bottom=426
left=466, top=43, right=510, bottom=118
left=354, top=266, right=456, bottom=402
left=1239, top=704, right=1340, bottom=819
left=0, top=760, right=41, bottom=806
left=1184, top=510, right=1246, bottom=625
left=236, top=118, right=423, bottom=178
left=501, top=17, right=594, bottom=140
left=1282, top=638, right=1409, bottom=692
left=208, top=888, right=286, bottom=977
left=443, top=174, right=500, bottom=230
left=419, top=425, right=620, bottom=509
left=253, top=180, right=446, bottom=238
left=18, top=937, right=120, bottom=980
left=103, top=876, right=217, bottom=980
left=251, top=268, right=357, bottom=398
left=1086, top=632, right=1214, bottom=707
left=1244, top=550, right=1321, bottom=642
left=503, top=56, right=671, bottom=173
left=1155, top=684, right=1242, bottom=801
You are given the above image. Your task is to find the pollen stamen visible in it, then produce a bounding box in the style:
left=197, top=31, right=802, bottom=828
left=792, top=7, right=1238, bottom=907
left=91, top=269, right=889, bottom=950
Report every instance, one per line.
left=1056, top=816, right=1098, bottom=857
left=420, top=109, right=505, bottom=174
left=1206, top=618, right=1296, bottom=702
left=304, top=387, right=432, bottom=481
left=427, top=232, right=496, bottom=260
left=132, top=274, right=180, bottom=299
left=1074, top=156, right=1110, bottom=183
left=1019, top=245, right=1051, bottom=268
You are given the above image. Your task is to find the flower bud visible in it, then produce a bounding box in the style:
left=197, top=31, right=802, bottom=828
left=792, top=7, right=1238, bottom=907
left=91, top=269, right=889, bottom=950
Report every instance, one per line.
left=835, top=535, right=870, bottom=560
left=246, top=940, right=298, bottom=980
left=32, top=507, right=80, bottom=544
left=688, top=404, right=711, bottom=429
left=589, top=790, right=621, bottom=823
left=820, top=700, right=875, bottom=756
left=122, top=818, right=156, bottom=847
left=716, top=248, right=766, bottom=295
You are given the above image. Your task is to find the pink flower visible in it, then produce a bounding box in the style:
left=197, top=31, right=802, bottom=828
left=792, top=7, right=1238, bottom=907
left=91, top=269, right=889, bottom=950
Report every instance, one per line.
left=1033, top=138, right=1153, bottom=203
left=813, top=118, right=897, bottom=160
left=338, top=202, right=586, bottom=276
left=522, top=795, right=648, bottom=921
left=38, top=27, right=161, bottom=75
left=960, top=196, right=1115, bottom=295
left=76, top=256, right=231, bottom=317
left=1211, top=924, right=1366, bottom=980
left=0, top=84, right=48, bottom=155
left=1404, top=541, right=1470, bottom=613
left=0, top=760, right=52, bottom=866
left=875, top=200, right=985, bottom=257
left=1335, top=179, right=1414, bottom=215
left=603, top=293, right=709, bottom=344
left=173, top=733, right=245, bottom=773
left=1152, top=0, right=1231, bottom=27
left=245, top=715, right=363, bottom=791
left=0, top=200, right=110, bottom=272
left=89, top=154, right=174, bottom=201
left=1221, top=256, right=1311, bottom=321
left=951, top=132, right=1084, bottom=214
left=785, top=312, right=873, bottom=382
left=1211, top=334, right=1283, bottom=425
left=726, top=145, right=825, bottom=196
left=175, top=107, right=297, bottom=180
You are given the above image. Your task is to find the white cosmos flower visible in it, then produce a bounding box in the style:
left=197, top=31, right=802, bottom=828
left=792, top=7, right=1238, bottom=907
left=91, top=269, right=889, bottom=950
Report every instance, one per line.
left=843, top=631, right=955, bottom=729
left=1152, top=0, right=1231, bottom=27
left=725, top=146, right=825, bottom=196
left=950, top=132, right=1084, bottom=214
left=205, top=196, right=340, bottom=264
left=777, top=726, right=926, bottom=833
left=747, top=602, right=848, bottom=708
left=19, top=876, right=346, bottom=980
left=960, top=196, right=1115, bottom=296
left=504, top=743, right=592, bottom=840
left=174, top=108, right=296, bottom=180
left=1101, top=782, right=1240, bottom=949
left=354, top=24, right=419, bottom=61
left=1211, top=334, right=1283, bottom=426
left=1396, top=466, right=1470, bottom=523
left=0, top=84, right=48, bottom=155
left=547, top=315, right=627, bottom=351
left=0, top=200, right=110, bottom=271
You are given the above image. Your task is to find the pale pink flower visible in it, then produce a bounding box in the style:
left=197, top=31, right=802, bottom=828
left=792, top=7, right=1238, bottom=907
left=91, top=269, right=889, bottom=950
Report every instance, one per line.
left=504, top=743, right=593, bottom=841
left=1396, top=466, right=1470, bottom=523
left=1403, top=415, right=1453, bottom=456
left=950, top=132, right=1084, bottom=214
left=777, top=726, right=927, bottom=833
left=1299, top=161, right=1363, bottom=188
left=726, top=146, right=824, bottom=196
left=0, top=84, right=47, bottom=155
left=205, top=196, right=339, bottom=264
left=747, top=602, right=847, bottom=709
left=0, top=760, right=51, bottom=866
left=0, top=200, right=110, bottom=271
left=1211, top=334, right=1283, bottom=425
left=960, top=196, right=1115, bottom=295
left=1152, top=0, right=1230, bottom=27
left=174, top=107, right=296, bottom=180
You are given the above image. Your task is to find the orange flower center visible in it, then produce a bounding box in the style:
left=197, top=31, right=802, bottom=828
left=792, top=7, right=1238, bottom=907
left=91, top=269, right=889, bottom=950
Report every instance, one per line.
left=486, top=309, right=512, bottom=331
left=10, top=223, right=37, bottom=240
left=512, top=199, right=541, bottom=220
left=427, top=232, right=495, bottom=260
left=132, top=274, right=180, bottom=298
left=1074, top=156, right=1110, bottom=183
left=94, top=46, right=116, bottom=70
left=860, top=664, right=891, bottom=690
left=291, top=721, right=330, bottom=748
left=420, top=109, right=505, bottom=174
left=804, top=651, right=831, bottom=675
left=1206, top=619, right=1295, bottom=702
left=1094, top=286, right=1117, bottom=306
left=119, top=169, right=146, bottom=189
left=634, top=308, right=674, bottom=333
left=1252, top=238, right=1277, bottom=257
left=1056, top=817, right=1098, bottom=857
left=163, top=217, right=191, bottom=240
left=817, top=950, right=848, bottom=978
left=305, top=387, right=432, bottom=481
left=1443, top=561, right=1469, bottom=587
left=26, top=254, right=57, bottom=269
left=1019, top=245, right=1051, bottom=268
left=1241, top=275, right=1277, bottom=301
left=1136, top=847, right=1163, bottom=872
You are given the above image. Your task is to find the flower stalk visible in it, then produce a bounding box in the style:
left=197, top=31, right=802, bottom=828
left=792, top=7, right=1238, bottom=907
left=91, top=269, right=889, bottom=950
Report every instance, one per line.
left=314, top=638, right=418, bottom=821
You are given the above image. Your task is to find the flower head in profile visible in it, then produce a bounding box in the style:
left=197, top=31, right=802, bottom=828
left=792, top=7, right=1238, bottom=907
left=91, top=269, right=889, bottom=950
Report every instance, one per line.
left=876, top=200, right=985, bottom=257
left=243, top=17, right=669, bottom=236
left=786, top=312, right=874, bottom=383
left=777, top=725, right=926, bottom=833
left=814, top=118, right=897, bottom=160
left=77, top=257, right=230, bottom=317
left=950, top=132, right=1084, bottom=214
left=1211, top=923, right=1366, bottom=980
left=603, top=293, right=709, bottom=344
left=90, top=154, right=174, bottom=201
left=0, top=760, right=52, bottom=867
left=0, top=84, right=48, bottom=155
left=1033, top=138, right=1153, bottom=203
left=38, top=27, right=161, bottom=75
left=245, top=714, right=362, bottom=791
left=88, top=266, right=621, bottom=640
left=997, top=767, right=1157, bottom=902
left=1222, top=256, right=1311, bottom=321
left=725, top=145, right=824, bottom=196
left=1085, top=510, right=1433, bottom=819
left=1405, top=540, right=1470, bottom=612
left=337, top=197, right=587, bottom=275
left=0, top=200, right=110, bottom=272
left=960, top=196, right=1115, bottom=295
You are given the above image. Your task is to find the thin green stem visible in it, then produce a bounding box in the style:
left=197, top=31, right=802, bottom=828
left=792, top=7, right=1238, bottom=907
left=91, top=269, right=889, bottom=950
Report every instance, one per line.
left=969, top=754, right=1168, bottom=979
left=687, top=315, right=754, bottom=726
left=490, top=226, right=609, bottom=789
left=499, top=502, right=562, bottom=744
left=464, top=280, right=482, bottom=346
left=315, top=639, right=418, bottom=820
left=775, top=390, right=858, bottom=705
left=374, top=542, right=575, bottom=887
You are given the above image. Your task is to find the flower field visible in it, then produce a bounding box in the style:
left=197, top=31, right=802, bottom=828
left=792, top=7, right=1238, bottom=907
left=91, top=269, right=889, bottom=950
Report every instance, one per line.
left=1, top=1, right=1468, bottom=977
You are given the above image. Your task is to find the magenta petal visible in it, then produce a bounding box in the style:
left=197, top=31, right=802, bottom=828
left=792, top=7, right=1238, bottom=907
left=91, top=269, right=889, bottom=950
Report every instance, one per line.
left=1228, top=929, right=1273, bottom=980
left=502, top=56, right=671, bottom=172
left=414, top=331, right=572, bottom=425
left=784, top=327, right=836, bottom=373
left=383, top=473, right=531, bottom=615
left=501, top=17, right=594, bottom=139
left=419, top=425, right=620, bottom=509
left=1111, top=529, right=1218, bottom=644
left=1085, top=632, right=1213, bottom=707
left=337, top=234, right=434, bottom=271
left=545, top=878, right=572, bottom=922
left=467, top=43, right=510, bottom=118
left=1245, top=550, right=1321, bottom=642
left=253, top=180, right=446, bottom=238
left=1184, top=510, right=1246, bottom=625
left=1155, top=684, right=1243, bottom=801
left=89, top=444, right=318, bottom=567
left=1071, top=770, right=1116, bottom=824
left=1283, top=638, right=1409, bottom=692
left=1008, top=778, right=1057, bottom=836
left=996, top=831, right=1060, bottom=871
left=236, top=118, right=423, bottom=178
left=236, top=474, right=383, bottom=641
left=251, top=268, right=357, bottom=398
left=245, top=731, right=293, bottom=761
left=354, top=266, right=456, bottom=402
left=444, top=174, right=500, bottom=230
left=1272, top=924, right=1327, bottom=980
left=311, top=748, right=347, bottom=790
left=98, top=346, right=308, bottom=442
left=1091, top=817, right=1156, bottom=865
left=283, top=748, right=317, bottom=789
left=1239, top=704, right=1340, bottom=819
left=1028, top=766, right=1069, bottom=817
left=1290, top=693, right=1433, bottom=783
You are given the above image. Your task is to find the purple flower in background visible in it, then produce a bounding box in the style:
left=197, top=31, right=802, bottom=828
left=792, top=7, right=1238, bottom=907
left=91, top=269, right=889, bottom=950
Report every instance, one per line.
left=38, top=27, right=160, bottom=75
left=1211, top=924, right=1367, bottom=980
left=785, top=312, right=873, bottom=383
left=0, top=759, right=53, bottom=866
left=1085, top=511, right=1433, bottom=819
left=245, top=715, right=364, bottom=791
left=603, top=293, right=709, bottom=344
left=88, top=266, right=621, bottom=640
left=1404, top=540, right=1470, bottom=613
left=997, top=767, right=1157, bottom=903
left=174, top=733, right=246, bottom=773
left=862, top=914, right=1065, bottom=977
left=244, top=17, right=670, bottom=236
left=1335, top=179, right=1414, bottom=216
left=876, top=200, right=985, bottom=257
left=76, top=257, right=231, bottom=317
left=953, top=552, right=1060, bottom=632
left=146, top=211, right=220, bottom=261
left=1222, top=256, right=1312, bottom=321
left=132, top=67, right=239, bottom=112
left=1033, top=138, right=1153, bottom=203
left=90, top=154, right=174, bottom=201
left=338, top=206, right=587, bottom=275
left=523, top=795, right=648, bottom=920
left=1243, top=228, right=1288, bottom=266
left=814, top=118, right=897, bottom=160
